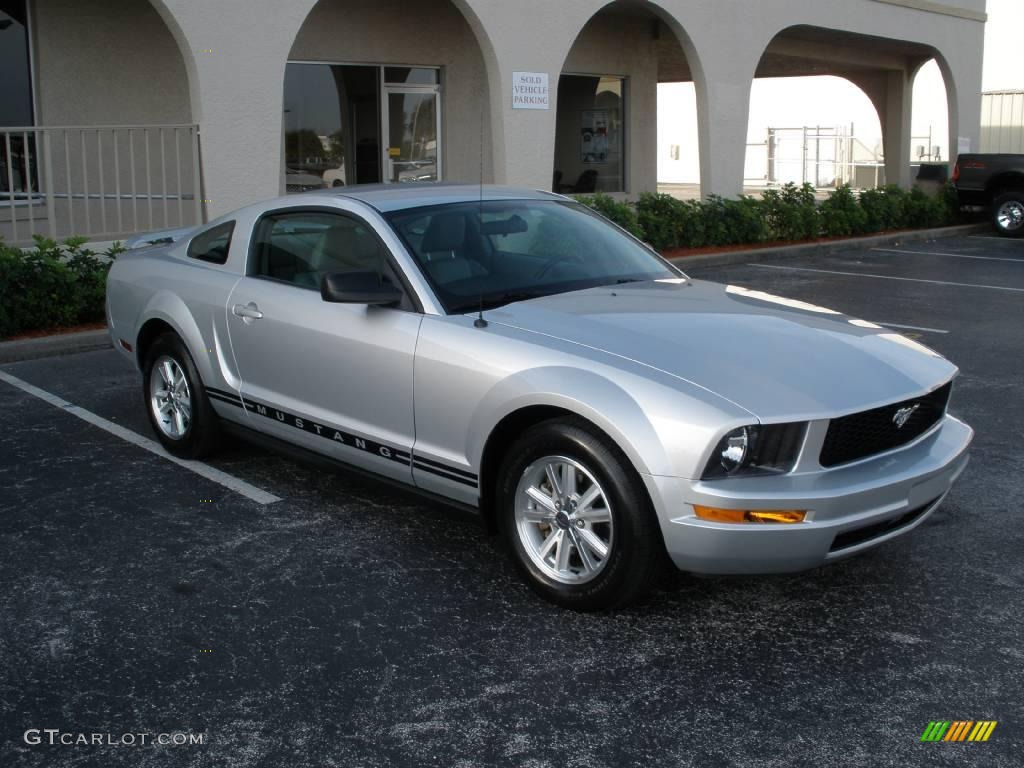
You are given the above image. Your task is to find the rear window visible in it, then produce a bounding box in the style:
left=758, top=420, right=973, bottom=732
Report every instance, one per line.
left=187, top=222, right=235, bottom=264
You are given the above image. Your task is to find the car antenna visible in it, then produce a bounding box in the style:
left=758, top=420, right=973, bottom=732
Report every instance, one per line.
left=474, top=92, right=488, bottom=329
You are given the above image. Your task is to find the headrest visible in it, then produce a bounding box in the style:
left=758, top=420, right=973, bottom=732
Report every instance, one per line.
left=421, top=213, right=466, bottom=253
left=323, top=223, right=361, bottom=255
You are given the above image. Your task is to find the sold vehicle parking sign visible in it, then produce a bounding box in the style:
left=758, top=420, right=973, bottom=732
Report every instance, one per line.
left=512, top=72, right=549, bottom=109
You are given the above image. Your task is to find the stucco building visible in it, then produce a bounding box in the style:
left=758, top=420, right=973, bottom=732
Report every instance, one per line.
left=0, top=0, right=987, bottom=245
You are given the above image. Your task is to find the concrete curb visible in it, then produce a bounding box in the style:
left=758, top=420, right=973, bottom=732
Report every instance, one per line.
left=0, top=329, right=111, bottom=364
left=667, top=223, right=989, bottom=269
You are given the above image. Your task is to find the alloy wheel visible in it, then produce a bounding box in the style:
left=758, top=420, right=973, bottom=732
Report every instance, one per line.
left=514, top=456, right=614, bottom=584
left=997, top=200, right=1024, bottom=232
left=149, top=356, right=192, bottom=439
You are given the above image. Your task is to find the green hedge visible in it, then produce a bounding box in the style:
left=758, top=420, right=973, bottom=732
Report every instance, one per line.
left=577, top=182, right=960, bottom=251
left=0, top=236, right=122, bottom=339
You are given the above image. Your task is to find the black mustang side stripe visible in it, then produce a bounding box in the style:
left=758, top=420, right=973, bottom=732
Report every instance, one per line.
left=411, top=455, right=478, bottom=482
left=413, top=461, right=479, bottom=488
left=205, top=387, right=478, bottom=484
left=205, top=387, right=411, bottom=466
left=206, top=389, right=243, bottom=406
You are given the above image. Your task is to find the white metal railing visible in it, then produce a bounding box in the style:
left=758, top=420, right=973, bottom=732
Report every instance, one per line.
left=745, top=125, right=942, bottom=189
left=1, top=124, right=203, bottom=246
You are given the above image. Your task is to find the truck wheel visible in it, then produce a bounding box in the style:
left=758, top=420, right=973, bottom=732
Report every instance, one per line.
left=993, top=191, right=1024, bottom=237
left=496, top=416, right=667, bottom=610
left=143, top=333, right=221, bottom=458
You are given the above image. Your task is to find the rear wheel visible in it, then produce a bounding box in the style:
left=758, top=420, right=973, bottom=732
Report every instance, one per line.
left=497, top=417, right=666, bottom=610
left=992, top=191, right=1024, bottom=237
left=143, top=333, right=221, bottom=458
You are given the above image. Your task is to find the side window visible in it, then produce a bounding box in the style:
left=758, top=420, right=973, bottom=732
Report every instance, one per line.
left=249, top=211, right=388, bottom=290
left=187, top=221, right=235, bottom=264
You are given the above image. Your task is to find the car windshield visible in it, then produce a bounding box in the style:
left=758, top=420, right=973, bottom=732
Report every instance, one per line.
left=385, top=200, right=679, bottom=313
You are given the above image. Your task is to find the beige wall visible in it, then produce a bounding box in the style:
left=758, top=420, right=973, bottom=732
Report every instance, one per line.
left=15, top=0, right=987, bottom=232
left=32, top=0, right=191, bottom=125
left=290, top=0, right=492, bottom=186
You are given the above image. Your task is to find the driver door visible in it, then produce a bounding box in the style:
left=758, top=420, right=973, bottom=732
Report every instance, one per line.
left=225, top=206, right=422, bottom=483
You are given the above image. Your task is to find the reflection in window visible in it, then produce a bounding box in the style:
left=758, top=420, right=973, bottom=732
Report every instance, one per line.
left=553, top=75, right=624, bottom=194
left=1, top=0, right=36, bottom=197
left=252, top=211, right=385, bottom=289
left=283, top=64, right=381, bottom=192
left=384, top=67, right=439, bottom=85
left=387, top=92, right=438, bottom=183
left=0, top=0, right=32, bottom=128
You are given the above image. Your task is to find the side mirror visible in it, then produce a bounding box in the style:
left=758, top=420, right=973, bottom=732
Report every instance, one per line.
left=320, top=271, right=403, bottom=306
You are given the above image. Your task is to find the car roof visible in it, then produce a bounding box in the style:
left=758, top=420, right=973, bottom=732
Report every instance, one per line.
left=298, top=183, right=568, bottom=213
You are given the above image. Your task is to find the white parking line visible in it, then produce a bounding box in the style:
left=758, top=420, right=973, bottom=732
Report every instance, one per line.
left=875, top=322, right=949, bottom=334
left=872, top=247, right=1024, bottom=263
left=749, top=263, right=1024, bottom=293
left=0, top=370, right=281, bottom=505
left=970, top=235, right=1024, bottom=242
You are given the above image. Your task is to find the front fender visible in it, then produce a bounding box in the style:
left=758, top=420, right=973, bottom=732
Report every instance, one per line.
left=466, top=366, right=673, bottom=478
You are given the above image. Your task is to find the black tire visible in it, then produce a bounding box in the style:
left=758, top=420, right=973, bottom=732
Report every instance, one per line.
left=992, top=191, right=1024, bottom=238
left=142, top=332, right=221, bottom=458
left=496, top=416, right=667, bottom=610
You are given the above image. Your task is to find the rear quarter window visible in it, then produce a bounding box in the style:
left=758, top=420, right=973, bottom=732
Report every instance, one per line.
left=187, top=222, right=235, bottom=264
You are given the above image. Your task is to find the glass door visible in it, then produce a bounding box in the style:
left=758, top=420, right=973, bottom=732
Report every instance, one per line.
left=383, top=87, right=440, bottom=184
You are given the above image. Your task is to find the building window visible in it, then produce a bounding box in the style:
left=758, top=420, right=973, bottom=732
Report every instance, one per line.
left=284, top=63, right=441, bottom=193
left=1, top=0, right=36, bottom=197
left=0, top=0, right=33, bottom=127
left=554, top=75, right=625, bottom=194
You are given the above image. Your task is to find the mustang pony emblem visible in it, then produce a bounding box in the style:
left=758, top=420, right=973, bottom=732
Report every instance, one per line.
left=893, top=404, right=920, bottom=429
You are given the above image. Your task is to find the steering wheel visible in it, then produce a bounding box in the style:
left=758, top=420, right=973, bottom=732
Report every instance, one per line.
left=534, top=254, right=578, bottom=281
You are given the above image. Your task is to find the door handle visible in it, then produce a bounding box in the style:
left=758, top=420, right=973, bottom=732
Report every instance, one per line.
left=232, top=302, right=263, bottom=322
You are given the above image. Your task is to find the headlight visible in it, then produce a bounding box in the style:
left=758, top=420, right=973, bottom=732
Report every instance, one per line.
left=719, top=426, right=750, bottom=472
left=701, top=423, right=806, bottom=480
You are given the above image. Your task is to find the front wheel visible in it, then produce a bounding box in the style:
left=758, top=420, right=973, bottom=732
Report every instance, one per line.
left=993, top=191, right=1024, bottom=237
left=142, top=333, right=221, bottom=458
left=497, top=417, right=666, bottom=610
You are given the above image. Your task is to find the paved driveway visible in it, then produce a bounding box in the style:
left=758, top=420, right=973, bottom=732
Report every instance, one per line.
left=2, top=234, right=1022, bottom=767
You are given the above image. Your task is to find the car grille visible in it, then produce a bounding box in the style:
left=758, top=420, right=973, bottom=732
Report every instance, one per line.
left=819, top=382, right=952, bottom=468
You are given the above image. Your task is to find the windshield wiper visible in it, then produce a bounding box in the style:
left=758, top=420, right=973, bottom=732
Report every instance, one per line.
left=450, top=291, right=548, bottom=314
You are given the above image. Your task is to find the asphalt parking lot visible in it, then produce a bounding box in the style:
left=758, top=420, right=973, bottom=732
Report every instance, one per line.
left=2, top=234, right=1023, bottom=767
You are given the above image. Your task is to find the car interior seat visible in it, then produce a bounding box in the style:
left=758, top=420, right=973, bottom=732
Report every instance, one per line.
left=419, top=211, right=488, bottom=285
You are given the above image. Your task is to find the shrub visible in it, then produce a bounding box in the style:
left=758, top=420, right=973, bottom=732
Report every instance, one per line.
left=858, top=185, right=907, bottom=231
left=574, top=181, right=955, bottom=257
left=761, top=182, right=820, bottom=241
left=0, top=236, right=121, bottom=339
left=695, top=195, right=770, bottom=247
left=726, top=196, right=771, bottom=245
left=940, top=181, right=962, bottom=225
left=635, top=192, right=688, bottom=249
left=905, top=187, right=949, bottom=228
left=820, top=185, right=869, bottom=237
left=574, top=193, right=642, bottom=238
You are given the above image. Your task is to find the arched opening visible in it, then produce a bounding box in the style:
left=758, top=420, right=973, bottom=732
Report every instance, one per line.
left=1, top=0, right=197, bottom=244
left=910, top=58, right=951, bottom=189
left=747, top=25, right=943, bottom=192
left=744, top=75, right=882, bottom=191
left=284, top=0, right=493, bottom=192
left=555, top=0, right=702, bottom=197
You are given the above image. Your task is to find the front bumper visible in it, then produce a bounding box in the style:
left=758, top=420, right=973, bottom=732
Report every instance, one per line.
left=647, top=414, right=972, bottom=575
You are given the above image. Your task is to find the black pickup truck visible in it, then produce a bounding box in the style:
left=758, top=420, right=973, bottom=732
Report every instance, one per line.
left=954, top=154, right=1024, bottom=237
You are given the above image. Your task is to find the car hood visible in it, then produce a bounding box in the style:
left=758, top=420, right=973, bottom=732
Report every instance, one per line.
left=486, top=279, right=957, bottom=421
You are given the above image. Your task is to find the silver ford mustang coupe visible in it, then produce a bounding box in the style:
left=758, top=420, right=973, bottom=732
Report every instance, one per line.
left=106, top=184, right=972, bottom=610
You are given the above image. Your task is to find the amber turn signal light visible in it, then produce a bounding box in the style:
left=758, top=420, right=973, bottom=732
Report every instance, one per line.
left=694, top=506, right=806, bottom=524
